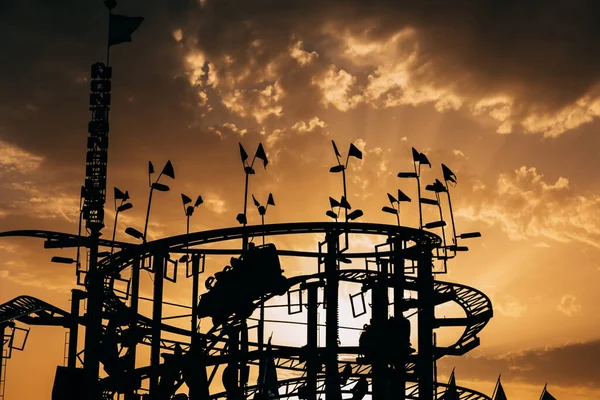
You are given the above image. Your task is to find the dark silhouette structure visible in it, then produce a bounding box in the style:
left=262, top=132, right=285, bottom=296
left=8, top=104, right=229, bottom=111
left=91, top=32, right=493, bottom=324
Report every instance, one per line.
left=0, top=2, right=510, bottom=399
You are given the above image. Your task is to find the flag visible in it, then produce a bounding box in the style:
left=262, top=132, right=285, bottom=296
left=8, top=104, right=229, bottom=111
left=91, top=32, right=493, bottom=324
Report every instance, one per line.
left=252, top=194, right=261, bottom=207
left=348, top=143, right=363, bottom=160
left=181, top=194, right=192, bottom=206
left=412, top=147, right=431, bottom=167
left=114, top=187, right=128, bottom=201
left=255, top=143, right=268, bottom=168
left=329, top=197, right=340, bottom=209
left=493, top=377, right=508, bottom=400
left=108, top=14, right=144, bottom=47
left=162, top=160, right=175, bottom=179
left=387, top=193, right=398, bottom=204
left=442, top=163, right=457, bottom=184
left=239, top=143, right=249, bottom=164
left=442, top=369, right=459, bottom=400
left=267, top=193, right=275, bottom=206
left=397, top=189, right=411, bottom=202
left=148, top=161, right=155, bottom=174
left=339, top=196, right=352, bottom=210
left=257, top=337, right=278, bottom=399
left=540, top=385, right=557, bottom=400
left=332, top=140, right=341, bottom=158
left=194, top=195, right=203, bottom=207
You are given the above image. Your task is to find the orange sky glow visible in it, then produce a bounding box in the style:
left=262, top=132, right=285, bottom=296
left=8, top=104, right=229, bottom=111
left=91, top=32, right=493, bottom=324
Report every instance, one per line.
left=1, top=1, right=600, bottom=399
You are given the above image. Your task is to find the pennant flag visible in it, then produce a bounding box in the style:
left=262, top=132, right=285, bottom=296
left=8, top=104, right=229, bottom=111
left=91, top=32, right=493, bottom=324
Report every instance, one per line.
left=387, top=193, right=398, bottom=204
left=332, top=140, right=341, bottom=159
left=257, top=337, right=278, bottom=399
left=397, top=189, right=411, bottom=202
left=442, top=369, right=459, bottom=400
left=267, top=193, right=275, bottom=206
left=114, top=187, right=128, bottom=201
left=194, top=195, right=203, bottom=207
left=412, top=147, right=431, bottom=167
left=162, top=160, right=175, bottom=179
left=329, top=197, right=340, bottom=209
left=255, top=143, right=268, bottom=168
left=348, top=143, right=363, bottom=160
left=339, top=196, right=352, bottom=210
left=442, top=163, right=457, bottom=185
left=493, top=377, right=508, bottom=400
left=252, top=194, right=261, bottom=208
left=181, top=194, right=192, bottom=206
left=239, top=143, right=249, bottom=164
left=148, top=161, right=155, bottom=175
left=540, top=385, right=557, bottom=400
left=109, top=14, right=144, bottom=47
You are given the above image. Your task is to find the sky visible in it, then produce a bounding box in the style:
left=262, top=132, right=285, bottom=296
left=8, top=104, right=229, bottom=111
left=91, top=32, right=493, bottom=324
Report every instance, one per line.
left=1, top=0, right=600, bottom=399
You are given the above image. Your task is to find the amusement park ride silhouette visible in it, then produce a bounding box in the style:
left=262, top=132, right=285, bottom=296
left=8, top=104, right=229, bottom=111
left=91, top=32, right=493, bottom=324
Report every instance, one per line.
left=0, top=2, right=560, bottom=400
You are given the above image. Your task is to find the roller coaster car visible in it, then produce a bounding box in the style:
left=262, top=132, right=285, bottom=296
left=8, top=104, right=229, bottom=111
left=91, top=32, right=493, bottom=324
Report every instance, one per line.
left=198, top=244, right=289, bottom=326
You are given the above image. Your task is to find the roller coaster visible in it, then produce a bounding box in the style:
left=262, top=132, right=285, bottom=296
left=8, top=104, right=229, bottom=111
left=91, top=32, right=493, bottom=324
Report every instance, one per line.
left=0, top=8, right=494, bottom=398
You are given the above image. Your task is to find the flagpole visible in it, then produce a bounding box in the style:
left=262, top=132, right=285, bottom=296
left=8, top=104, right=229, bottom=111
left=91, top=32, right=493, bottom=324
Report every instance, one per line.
left=105, top=1, right=115, bottom=66
left=539, top=383, right=547, bottom=400
left=491, top=374, right=500, bottom=399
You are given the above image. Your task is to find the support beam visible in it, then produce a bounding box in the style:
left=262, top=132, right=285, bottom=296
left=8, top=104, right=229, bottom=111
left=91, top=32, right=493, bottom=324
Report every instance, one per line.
left=324, top=230, right=341, bottom=400
left=68, top=290, right=84, bottom=368
left=306, top=282, right=319, bottom=400
left=416, top=252, right=434, bottom=400
left=150, top=252, right=166, bottom=396
left=83, top=232, right=102, bottom=400
left=392, top=236, right=406, bottom=400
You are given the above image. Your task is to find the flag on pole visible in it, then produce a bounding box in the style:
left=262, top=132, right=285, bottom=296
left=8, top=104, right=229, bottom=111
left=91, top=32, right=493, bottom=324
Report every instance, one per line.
left=109, top=14, right=144, bottom=46
left=492, top=376, right=508, bottom=400
left=442, top=163, right=457, bottom=185
left=442, top=369, right=459, bottom=400
left=255, top=143, right=269, bottom=168
left=540, top=384, right=557, bottom=400
left=348, top=143, right=363, bottom=160
left=256, top=337, right=278, bottom=399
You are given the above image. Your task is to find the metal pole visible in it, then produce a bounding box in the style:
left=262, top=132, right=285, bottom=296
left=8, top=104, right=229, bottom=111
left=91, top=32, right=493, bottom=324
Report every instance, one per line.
left=392, top=236, right=406, bottom=400
left=416, top=251, right=434, bottom=400
left=242, top=172, right=249, bottom=251
left=306, top=283, right=318, bottom=400
left=110, top=209, right=119, bottom=254
left=324, top=230, right=341, bottom=400
left=0, top=323, right=6, bottom=395
left=150, top=251, right=165, bottom=396
left=84, top=232, right=102, bottom=400
left=128, top=258, right=141, bottom=373
left=68, top=290, right=83, bottom=368
left=371, top=259, right=388, bottom=400
left=143, top=188, right=154, bottom=243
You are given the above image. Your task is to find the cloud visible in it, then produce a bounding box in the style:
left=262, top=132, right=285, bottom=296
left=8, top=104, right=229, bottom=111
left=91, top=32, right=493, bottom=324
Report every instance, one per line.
left=0, top=140, right=43, bottom=174
left=457, top=166, right=600, bottom=248
left=438, top=340, right=600, bottom=389
left=557, top=295, right=582, bottom=317
left=291, top=117, right=326, bottom=133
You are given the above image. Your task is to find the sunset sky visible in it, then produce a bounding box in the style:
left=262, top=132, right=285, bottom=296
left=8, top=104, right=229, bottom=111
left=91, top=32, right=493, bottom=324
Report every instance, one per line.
left=1, top=1, right=600, bottom=399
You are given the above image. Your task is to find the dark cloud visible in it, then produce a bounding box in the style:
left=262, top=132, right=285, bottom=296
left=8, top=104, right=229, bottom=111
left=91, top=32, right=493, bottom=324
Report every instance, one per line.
left=438, top=340, right=600, bottom=388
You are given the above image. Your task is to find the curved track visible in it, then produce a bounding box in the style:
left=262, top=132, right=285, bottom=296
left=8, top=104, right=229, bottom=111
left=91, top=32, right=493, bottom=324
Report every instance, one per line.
left=0, top=222, right=492, bottom=399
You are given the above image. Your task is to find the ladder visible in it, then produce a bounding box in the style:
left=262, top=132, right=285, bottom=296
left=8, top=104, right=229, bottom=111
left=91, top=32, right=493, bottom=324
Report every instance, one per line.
left=0, top=348, right=8, bottom=400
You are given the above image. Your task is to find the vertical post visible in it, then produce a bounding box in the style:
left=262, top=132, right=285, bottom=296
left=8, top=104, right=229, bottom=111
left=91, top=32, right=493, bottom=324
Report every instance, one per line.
left=128, top=258, right=141, bottom=372
left=392, top=236, right=406, bottom=400
left=324, top=230, right=341, bottom=400
left=0, top=323, right=6, bottom=394
left=68, top=290, right=83, bottom=368
left=371, top=259, right=388, bottom=400
left=191, top=256, right=200, bottom=347
left=242, top=172, right=249, bottom=251
left=84, top=233, right=102, bottom=400
left=150, top=252, right=165, bottom=396
left=306, top=283, right=318, bottom=400
left=416, top=251, right=434, bottom=400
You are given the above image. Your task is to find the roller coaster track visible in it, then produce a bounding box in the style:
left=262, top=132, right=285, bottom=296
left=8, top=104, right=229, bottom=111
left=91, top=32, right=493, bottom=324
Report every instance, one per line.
left=208, top=376, right=491, bottom=400
left=0, top=223, right=492, bottom=399
left=0, top=296, right=71, bottom=327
